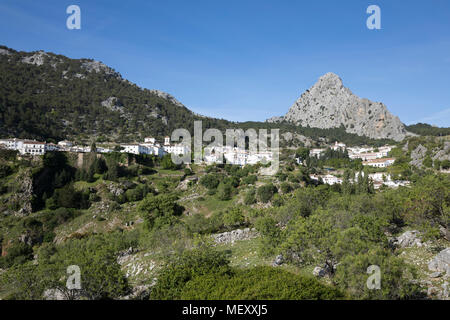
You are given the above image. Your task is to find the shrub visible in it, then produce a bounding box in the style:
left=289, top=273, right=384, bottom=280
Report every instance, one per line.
left=138, top=194, right=184, bottom=230
left=151, top=247, right=231, bottom=300
left=222, top=207, right=245, bottom=228
left=217, top=182, right=233, bottom=201
left=199, top=174, right=220, bottom=190
left=244, top=188, right=256, bottom=205
left=257, top=184, right=278, bottom=203
left=180, top=266, right=344, bottom=300
left=280, top=182, right=292, bottom=194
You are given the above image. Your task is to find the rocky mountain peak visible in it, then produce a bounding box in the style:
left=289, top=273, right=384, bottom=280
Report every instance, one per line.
left=268, top=73, right=408, bottom=141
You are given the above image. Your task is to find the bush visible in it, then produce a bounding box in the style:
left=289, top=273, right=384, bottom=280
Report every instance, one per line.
left=217, top=182, right=233, bottom=201
left=280, top=182, right=292, bottom=194
left=242, top=175, right=257, bottom=185
left=0, top=242, right=33, bottom=268
left=180, top=266, right=344, bottom=300
left=244, top=188, right=256, bottom=205
left=257, top=184, right=278, bottom=203
left=334, top=249, right=422, bottom=299
left=200, top=174, right=220, bottom=190
left=222, top=207, right=245, bottom=228
left=151, top=247, right=231, bottom=300
left=138, top=194, right=184, bottom=230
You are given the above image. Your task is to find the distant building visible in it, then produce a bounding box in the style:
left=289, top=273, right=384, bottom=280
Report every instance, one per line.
left=45, top=143, right=59, bottom=151
left=163, top=144, right=190, bottom=156
left=121, top=144, right=150, bottom=155
left=310, top=148, right=325, bottom=158
left=321, top=174, right=342, bottom=185
left=363, top=158, right=396, bottom=168
left=21, top=140, right=46, bottom=155
left=164, top=136, right=170, bottom=146
left=331, top=142, right=346, bottom=151
left=58, top=140, right=73, bottom=149
left=144, top=137, right=156, bottom=144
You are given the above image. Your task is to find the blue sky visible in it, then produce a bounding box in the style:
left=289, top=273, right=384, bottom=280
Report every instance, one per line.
left=1, top=0, right=449, bottom=126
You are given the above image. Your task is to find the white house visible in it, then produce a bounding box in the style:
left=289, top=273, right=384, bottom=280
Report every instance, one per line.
left=45, top=143, right=59, bottom=151
left=321, top=174, right=342, bottom=185
left=121, top=144, right=150, bottom=155
left=331, top=142, right=346, bottom=151
left=21, top=140, right=46, bottom=155
left=144, top=137, right=156, bottom=144
left=58, top=140, right=73, bottom=149
left=310, top=148, right=325, bottom=158
left=363, top=158, right=395, bottom=168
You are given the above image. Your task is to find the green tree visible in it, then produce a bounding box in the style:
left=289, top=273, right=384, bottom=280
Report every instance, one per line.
left=138, top=194, right=184, bottom=230
left=257, top=184, right=278, bottom=203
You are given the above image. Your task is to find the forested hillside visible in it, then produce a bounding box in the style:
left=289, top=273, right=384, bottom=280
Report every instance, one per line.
left=0, top=45, right=232, bottom=142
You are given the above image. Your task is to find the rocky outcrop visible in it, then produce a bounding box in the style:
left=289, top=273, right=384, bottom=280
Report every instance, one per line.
left=8, top=169, right=34, bottom=217
left=312, top=266, right=327, bottom=277
left=272, top=254, right=284, bottom=267
left=268, top=73, right=407, bottom=141
left=410, top=145, right=427, bottom=168
left=81, top=60, right=121, bottom=78
left=433, top=141, right=450, bottom=163
left=101, top=97, right=124, bottom=113
left=21, top=51, right=49, bottom=66
left=176, top=176, right=198, bottom=191
left=393, top=230, right=424, bottom=248
left=212, top=228, right=259, bottom=244
left=148, top=90, right=186, bottom=108
left=428, top=248, right=450, bottom=276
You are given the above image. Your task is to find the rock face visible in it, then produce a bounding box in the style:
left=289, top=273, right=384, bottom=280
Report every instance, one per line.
left=212, top=228, right=259, bottom=244
left=410, top=144, right=428, bottom=168
left=428, top=248, right=450, bottom=276
left=394, top=230, right=424, bottom=248
left=101, top=97, right=124, bottom=113
left=268, top=73, right=407, bottom=141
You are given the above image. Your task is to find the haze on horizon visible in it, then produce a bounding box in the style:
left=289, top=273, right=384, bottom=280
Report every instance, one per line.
left=0, top=0, right=449, bottom=127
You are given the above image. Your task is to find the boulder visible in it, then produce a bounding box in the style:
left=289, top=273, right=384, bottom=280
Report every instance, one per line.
left=272, top=254, right=284, bottom=267
left=394, top=230, right=423, bottom=248
left=312, top=266, right=327, bottom=277
left=428, top=248, right=450, bottom=276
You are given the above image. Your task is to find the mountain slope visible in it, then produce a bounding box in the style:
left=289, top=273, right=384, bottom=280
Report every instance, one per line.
left=0, top=45, right=230, bottom=142
left=268, top=73, right=408, bottom=141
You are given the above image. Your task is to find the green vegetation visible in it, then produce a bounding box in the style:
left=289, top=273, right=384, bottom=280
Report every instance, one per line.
left=405, top=123, right=450, bottom=137
left=0, top=135, right=449, bottom=300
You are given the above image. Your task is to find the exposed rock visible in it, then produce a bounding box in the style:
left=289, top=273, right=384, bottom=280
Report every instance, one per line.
left=107, top=182, right=125, bottom=196
left=440, top=227, right=450, bottom=242
left=149, top=89, right=186, bottom=108
left=9, top=169, right=34, bottom=217
left=267, top=72, right=407, bottom=141
left=101, top=97, right=124, bottom=113
left=312, top=266, right=327, bottom=277
left=430, top=272, right=442, bottom=278
left=428, top=248, right=450, bottom=276
left=81, top=60, right=121, bottom=78
left=394, top=230, right=423, bottom=248
left=212, top=228, right=259, bottom=244
left=43, top=288, right=67, bottom=300
left=0, top=48, right=11, bottom=56
left=176, top=176, right=198, bottom=191
left=409, top=144, right=427, bottom=168
left=21, top=51, right=49, bottom=66
left=43, top=288, right=83, bottom=300
left=272, top=254, right=284, bottom=267
left=432, top=141, right=450, bottom=162
left=117, top=247, right=138, bottom=265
